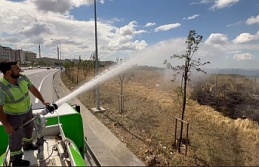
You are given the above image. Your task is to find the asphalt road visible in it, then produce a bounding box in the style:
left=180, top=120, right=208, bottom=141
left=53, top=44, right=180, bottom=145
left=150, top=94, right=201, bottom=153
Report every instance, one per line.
left=0, top=68, right=59, bottom=109
left=24, top=69, right=59, bottom=109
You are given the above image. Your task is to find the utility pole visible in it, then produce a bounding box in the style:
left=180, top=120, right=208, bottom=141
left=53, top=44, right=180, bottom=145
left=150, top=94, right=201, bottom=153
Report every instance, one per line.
left=91, top=0, right=105, bottom=113
left=94, top=0, right=100, bottom=110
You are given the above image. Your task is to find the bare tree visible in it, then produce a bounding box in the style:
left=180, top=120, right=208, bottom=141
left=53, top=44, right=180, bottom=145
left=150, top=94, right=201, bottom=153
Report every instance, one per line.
left=116, top=58, right=125, bottom=94
left=116, top=57, right=133, bottom=114
left=116, top=58, right=126, bottom=114
left=76, top=55, right=82, bottom=85
left=90, top=53, right=96, bottom=69
left=63, top=60, right=75, bottom=80
left=164, top=30, right=210, bottom=153
left=82, top=60, right=94, bottom=79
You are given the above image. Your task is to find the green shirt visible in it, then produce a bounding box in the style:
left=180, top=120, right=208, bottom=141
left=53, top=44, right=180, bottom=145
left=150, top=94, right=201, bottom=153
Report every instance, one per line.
left=0, top=74, right=33, bottom=115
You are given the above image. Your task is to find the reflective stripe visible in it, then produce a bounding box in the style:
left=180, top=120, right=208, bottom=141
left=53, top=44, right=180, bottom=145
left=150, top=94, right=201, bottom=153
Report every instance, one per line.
left=0, top=82, right=15, bottom=102
left=0, top=82, right=29, bottom=104
left=4, top=92, right=29, bottom=104
left=23, top=137, right=33, bottom=143
left=10, top=150, right=22, bottom=156
left=0, top=76, right=32, bottom=115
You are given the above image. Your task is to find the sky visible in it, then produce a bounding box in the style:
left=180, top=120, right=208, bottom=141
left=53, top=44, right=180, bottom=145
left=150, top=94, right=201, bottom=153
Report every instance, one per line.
left=0, top=0, right=258, bottom=69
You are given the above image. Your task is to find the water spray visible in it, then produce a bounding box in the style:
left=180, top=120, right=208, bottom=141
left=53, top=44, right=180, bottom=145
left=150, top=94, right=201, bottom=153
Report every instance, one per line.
left=54, top=44, right=173, bottom=107
left=55, top=59, right=137, bottom=107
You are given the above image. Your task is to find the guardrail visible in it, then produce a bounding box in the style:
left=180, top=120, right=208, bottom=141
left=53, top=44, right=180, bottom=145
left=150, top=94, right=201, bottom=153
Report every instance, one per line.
left=84, top=137, right=101, bottom=167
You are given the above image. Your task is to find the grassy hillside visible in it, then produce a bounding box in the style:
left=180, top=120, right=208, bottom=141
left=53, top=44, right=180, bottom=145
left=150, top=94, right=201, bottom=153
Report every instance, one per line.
left=61, top=66, right=259, bottom=166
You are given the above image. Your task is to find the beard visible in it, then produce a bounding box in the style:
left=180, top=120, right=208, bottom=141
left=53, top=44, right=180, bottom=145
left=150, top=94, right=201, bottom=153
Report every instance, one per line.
left=10, top=73, right=20, bottom=79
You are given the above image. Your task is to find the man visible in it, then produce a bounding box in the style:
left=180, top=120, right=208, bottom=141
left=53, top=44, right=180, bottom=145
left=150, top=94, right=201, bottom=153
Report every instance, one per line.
left=0, top=61, right=49, bottom=166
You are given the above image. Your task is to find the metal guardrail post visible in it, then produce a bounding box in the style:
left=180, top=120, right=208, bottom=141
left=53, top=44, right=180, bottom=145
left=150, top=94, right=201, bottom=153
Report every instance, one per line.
left=174, top=117, right=189, bottom=155
left=84, top=137, right=101, bottom=167
left=117, top=94, right=124, bottom=114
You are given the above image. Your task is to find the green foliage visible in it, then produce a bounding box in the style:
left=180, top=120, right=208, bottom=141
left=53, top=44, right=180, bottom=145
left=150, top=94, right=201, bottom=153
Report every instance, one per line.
left=164, top=30, right=209, bottom=115
left=164, top=30, right=210, bottom=81
left=164, top=30, right=210, bottom=153
left=63, top=60, right=76, bottom=80
left=81, top=60, right=94, bottom=77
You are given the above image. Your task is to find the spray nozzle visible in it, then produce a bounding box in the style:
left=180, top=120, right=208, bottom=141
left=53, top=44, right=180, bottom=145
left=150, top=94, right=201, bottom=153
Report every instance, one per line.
left=47, top=103, right=58, bottom=113
left=41, top=103, right=58, bottom=115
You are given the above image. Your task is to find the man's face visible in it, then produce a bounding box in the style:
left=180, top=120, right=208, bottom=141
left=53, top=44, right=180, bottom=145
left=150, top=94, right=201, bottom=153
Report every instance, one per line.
left=8, top=64, right=21, bottom=79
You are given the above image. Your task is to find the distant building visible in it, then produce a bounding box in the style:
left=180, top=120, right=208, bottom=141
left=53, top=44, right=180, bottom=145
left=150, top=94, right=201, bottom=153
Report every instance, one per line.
left=25, top=51, right=37, bottom=62
left=35, top=57, right=63, bottom=66
left=15, top=49, right=26, bottom=63
left=4, top=47, right=12, bottom=61
left=101, top=60, right=116, bottom=66
left=10, top=49, right=15, bottom=61
left=0, top=45, right=7, bottom=61
left=0, top=45, right=12, bottom=61
left=0, top=45, right=30, bottom=62
left=0, top=45, right=37, bottom=63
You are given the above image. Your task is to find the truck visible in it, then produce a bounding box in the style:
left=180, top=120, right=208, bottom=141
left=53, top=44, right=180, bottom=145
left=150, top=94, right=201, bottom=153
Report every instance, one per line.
left=0, top=103, right=88, bottom=166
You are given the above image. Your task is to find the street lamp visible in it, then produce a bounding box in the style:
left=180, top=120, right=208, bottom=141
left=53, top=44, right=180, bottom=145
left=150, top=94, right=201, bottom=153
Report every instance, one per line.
left=94, top=0, right=100, bottom=109
left=91, top=0, right=105, bottom=113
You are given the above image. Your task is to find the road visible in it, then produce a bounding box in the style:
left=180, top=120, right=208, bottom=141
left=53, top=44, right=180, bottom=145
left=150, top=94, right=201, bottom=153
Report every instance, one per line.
left=0, top=68, right=59, bottom=109
left=24, top=69, right=59, bottom=109
left=19, top=69, right=58, bottom=109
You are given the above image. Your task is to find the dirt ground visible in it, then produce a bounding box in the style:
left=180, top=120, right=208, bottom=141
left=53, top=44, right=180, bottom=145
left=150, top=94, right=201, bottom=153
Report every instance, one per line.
left=61, top=67, right=189, bottom=166
left=61, top=66, right=259, bottom=166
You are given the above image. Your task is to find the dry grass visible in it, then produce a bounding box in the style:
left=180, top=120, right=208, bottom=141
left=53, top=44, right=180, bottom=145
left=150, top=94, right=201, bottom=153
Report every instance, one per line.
left=61, top=66, right=259, bottom=166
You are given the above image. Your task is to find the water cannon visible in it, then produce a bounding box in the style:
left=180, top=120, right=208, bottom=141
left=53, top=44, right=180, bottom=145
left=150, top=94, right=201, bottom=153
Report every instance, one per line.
left=41, top=103, right=58, bottom=115
left=13, top=104, right=58, bottom=132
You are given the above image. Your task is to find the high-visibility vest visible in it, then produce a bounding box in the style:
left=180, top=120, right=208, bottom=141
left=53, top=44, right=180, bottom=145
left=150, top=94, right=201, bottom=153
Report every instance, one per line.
left=0, top=74, right=32, bottom=115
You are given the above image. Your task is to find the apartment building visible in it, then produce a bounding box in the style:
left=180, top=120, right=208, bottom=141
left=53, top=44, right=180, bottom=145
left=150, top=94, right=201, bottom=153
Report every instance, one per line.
left=0, top=45, right=36, bottom=62
left=14, top=49, right=26, bottom=62
left=0, top=45, right=12, bottom=61
left=25, top=51, right=37, bottom=62
left=0, top=45, right=5, bottom=61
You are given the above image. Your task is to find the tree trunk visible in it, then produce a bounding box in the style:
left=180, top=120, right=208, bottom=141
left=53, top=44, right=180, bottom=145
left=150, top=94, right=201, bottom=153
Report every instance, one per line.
left=178, top=60, right=188, bottom=153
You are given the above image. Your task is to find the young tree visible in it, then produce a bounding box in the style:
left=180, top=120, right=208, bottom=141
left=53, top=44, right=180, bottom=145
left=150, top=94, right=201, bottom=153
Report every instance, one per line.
left=82, top=60, right=94, bottom=79
left=63, top=60, right=74, bottom=78
left=90, top=52, right=99, bottom=72
left=116, top=57, right=127, bottom=114
left=164, top=30, right=210, bottom=153
left=76, top=55, right=82, bottom=85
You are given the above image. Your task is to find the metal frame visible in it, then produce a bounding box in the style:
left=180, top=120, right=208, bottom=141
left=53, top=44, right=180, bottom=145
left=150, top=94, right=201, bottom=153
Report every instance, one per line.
left=174, top=117, right=189, bottom=155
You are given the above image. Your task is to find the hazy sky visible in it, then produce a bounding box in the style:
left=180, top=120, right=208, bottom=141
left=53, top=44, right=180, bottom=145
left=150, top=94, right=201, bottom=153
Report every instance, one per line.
left=0, top=0, right=258, bottom=69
